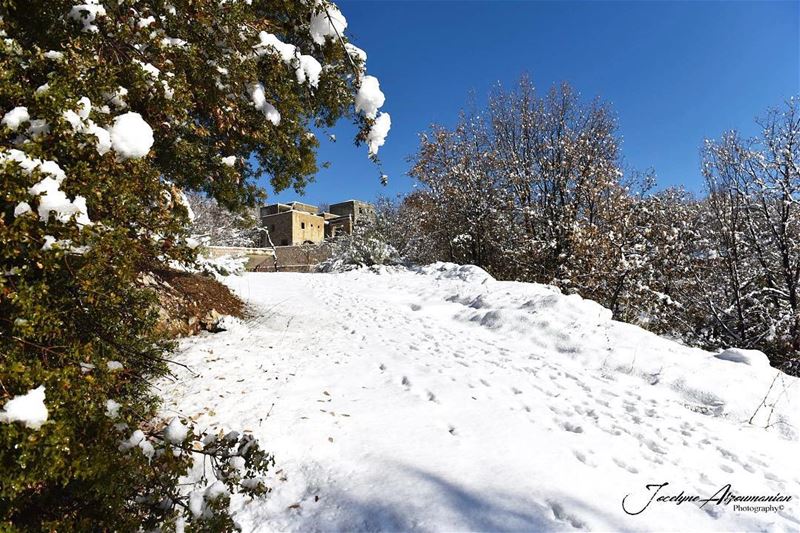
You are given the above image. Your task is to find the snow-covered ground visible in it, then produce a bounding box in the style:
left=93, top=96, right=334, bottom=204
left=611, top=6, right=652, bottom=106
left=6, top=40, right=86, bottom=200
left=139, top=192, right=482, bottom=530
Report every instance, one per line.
left=162, top=264, right=800, bottom=532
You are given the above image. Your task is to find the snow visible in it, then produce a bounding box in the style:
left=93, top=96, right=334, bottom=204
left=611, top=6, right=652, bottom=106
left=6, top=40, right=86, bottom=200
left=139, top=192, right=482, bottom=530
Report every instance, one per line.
left=1, top=149, right=64, bottom=180
left=105, top=399, right=121, bottom=419
left=86, top=122, right=112, bottom=155
left=137, top=16, right=155, bottom=28
left=344, top=42, right=367, bottom=70
left=189, top=481, right=230, bottom=519
left=254, top=32, right=296, bottom=64
left=44, top=50, right=64, bottom=61
left=367, top=112, right=391, bottom=156
left=26, top=119, right=50, bottom=138
left=28, top=177, right=91, bottom=226
left=119, top=429, right=154, bottom=459
left=63, top=110, right=83, bottom=130
left=254, top=32, right=322, bottom=88
left=134, top=60, right=160, bottom=79
left=164, top=417, right=189, bottom=444
left=69, top=1, right=106, bottom=32
left=63, top=98, right=113, bottom=155
left=1, top=149, right=91, bottom=227
left=107, top=360, right=124, bottom=371
left=13, top=202, right=31, bottom=217
left=139, top=439, right=155, bottom=461
left=309, top=3, right=347, bottom=45
left=295, top=55, right=322, bottom=88
left=2, top=106, right=29, bottom=131
left=354, top=75, right=385, bottom=119
left=221, top=155, right=236, bottom=167
left=41, top=235, right=57, bottom=250
left=715, top=348, right=771, bottom=367
left=0, top=386, right=48, bottom=430
left=103, top=86, right=128, bottom=109
left=247, top=82, right=281, bottom=126
left=162, top=265, right=800, bottom=532
left=119, top=429, right=145, bottom=451
left=77, top=97, right=91, bottom=120
left=161, top=36, right=188, bottom=48
left=109, top=112, right=154, bottom=159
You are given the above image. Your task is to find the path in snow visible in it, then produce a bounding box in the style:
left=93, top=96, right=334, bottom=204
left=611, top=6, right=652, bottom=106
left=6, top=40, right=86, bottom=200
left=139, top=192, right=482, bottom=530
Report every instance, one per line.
left=162, top=265, right=800, bottom=532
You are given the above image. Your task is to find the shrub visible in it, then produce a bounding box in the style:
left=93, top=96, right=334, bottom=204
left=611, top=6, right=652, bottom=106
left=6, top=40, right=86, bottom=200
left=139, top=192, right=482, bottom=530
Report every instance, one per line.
left=319, top=220, right=401, bottom=272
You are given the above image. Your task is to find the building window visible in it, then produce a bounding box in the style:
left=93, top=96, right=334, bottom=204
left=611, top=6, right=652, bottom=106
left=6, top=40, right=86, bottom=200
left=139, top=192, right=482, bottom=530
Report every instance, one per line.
left=301, top=222, right=306, bottom=229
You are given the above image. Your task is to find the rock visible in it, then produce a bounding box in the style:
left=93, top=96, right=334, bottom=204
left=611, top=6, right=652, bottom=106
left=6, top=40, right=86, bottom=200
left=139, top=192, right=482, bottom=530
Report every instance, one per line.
left=200, top=309, right=222, bottom=332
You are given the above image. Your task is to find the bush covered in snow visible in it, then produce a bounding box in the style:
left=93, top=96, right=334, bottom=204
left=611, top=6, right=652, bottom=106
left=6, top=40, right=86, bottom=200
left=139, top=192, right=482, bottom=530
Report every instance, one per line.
left=194, top=253, right=250, bottom=279
left=318, top=214, right=401, bottom=272
left=0, top=0, right=386, bottom=529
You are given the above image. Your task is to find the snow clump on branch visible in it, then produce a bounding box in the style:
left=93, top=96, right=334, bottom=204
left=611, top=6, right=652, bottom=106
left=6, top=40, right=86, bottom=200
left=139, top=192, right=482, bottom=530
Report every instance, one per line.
left=309, top=2, right=348, bottom=45
left=0, top=386, right=48, bottom=430
left=109, top=112, right=154, bottom=159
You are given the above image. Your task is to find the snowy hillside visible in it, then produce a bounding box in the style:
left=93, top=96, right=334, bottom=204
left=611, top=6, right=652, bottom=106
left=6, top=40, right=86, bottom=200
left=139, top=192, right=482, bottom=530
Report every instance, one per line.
left=161, top=264, right=800, bottom=532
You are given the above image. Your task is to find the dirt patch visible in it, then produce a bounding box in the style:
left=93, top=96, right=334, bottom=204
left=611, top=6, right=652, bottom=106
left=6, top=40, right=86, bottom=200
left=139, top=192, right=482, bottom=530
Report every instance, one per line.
left=142, top=269, right=245, bottom=337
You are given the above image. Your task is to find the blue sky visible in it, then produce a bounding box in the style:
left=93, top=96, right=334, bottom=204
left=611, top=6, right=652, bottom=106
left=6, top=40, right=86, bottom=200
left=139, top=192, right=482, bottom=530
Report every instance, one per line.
left=266, top=0, right=799, bottom=207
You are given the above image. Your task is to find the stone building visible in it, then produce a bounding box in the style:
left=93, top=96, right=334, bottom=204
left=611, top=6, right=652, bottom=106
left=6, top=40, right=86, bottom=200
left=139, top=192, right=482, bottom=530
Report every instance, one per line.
left=329, top=200, right=376, bottom=225
left=259, top=199, right=372, bottom=247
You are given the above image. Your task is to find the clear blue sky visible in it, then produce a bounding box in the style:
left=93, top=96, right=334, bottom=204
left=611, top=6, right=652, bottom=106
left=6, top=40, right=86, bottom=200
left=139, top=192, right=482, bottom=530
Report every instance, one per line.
left=266, top=0, right=799, bottom=207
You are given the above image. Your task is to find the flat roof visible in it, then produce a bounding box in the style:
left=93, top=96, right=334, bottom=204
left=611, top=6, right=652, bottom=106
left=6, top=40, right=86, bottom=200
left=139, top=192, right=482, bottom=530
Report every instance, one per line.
left=262, top=209, right=323, bottom=216
left=330, top=199, right=370, bottom=206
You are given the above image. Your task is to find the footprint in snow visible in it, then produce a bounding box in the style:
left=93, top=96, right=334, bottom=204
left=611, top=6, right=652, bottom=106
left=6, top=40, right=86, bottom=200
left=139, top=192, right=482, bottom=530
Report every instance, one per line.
left=401, top=376, right=411, bottom=388
left=572, top=450, right=594, bottom=466
left=613, top=458, right=639, bottom=474
left=764, top=471, right=784, bottom=483
left=561, top=421, right=584, bottom=433
left=548, top=501, right=587, bottom=530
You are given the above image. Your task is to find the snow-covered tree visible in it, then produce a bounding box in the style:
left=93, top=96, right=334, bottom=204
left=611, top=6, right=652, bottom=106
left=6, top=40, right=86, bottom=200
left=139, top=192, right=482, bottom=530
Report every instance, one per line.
left=409, top=109, right=511, bottom=273
left=0, top=0, right=388, bottom=528
left=487, top=77, right=622, bottom=283
left=700, top=99, right=800, bottom=371
left=186, top=192, right=260, bottom=247
left=407, top=77, right=624, bottom=285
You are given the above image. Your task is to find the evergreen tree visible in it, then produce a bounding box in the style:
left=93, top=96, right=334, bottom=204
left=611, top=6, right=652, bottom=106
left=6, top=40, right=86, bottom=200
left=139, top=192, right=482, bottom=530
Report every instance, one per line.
left=0, top=0, right=389, bottom=529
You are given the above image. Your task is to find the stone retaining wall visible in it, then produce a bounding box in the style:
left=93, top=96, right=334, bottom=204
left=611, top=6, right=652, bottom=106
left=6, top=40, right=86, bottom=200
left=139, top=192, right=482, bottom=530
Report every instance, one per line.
left=204, top=244, right=332, bottom=272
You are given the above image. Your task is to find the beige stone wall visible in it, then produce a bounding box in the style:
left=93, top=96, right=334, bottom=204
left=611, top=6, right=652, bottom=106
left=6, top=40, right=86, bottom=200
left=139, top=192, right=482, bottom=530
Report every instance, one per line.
left=253, top=243, right=332, bottom=272
left=261, top=211, right=293, bottom=246
left=262, top=210, right=324, bottom=246
left=291, top=211, right=324, bottom=244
